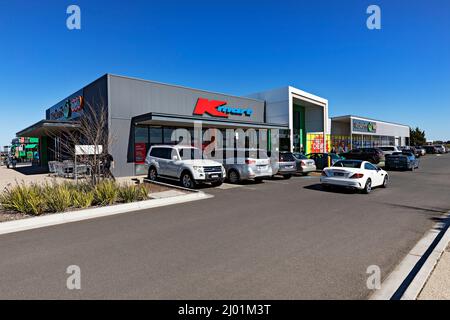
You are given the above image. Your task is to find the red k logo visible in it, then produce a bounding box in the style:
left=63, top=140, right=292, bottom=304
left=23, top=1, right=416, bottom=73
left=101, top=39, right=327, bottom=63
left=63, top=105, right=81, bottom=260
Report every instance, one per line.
left=193, top=98, right=228, bottom=118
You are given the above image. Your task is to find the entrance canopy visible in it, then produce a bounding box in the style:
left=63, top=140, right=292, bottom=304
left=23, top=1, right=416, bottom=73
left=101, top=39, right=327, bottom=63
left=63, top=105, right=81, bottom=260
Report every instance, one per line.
left=16, top=120, right=80, bottom=137
left=133, top=112, right=287, bottom=130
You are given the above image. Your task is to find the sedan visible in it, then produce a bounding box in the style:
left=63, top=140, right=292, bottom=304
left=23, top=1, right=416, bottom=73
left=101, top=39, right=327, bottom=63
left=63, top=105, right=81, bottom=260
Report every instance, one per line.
left=320, top=160, right=388, bottom=194
left=293, top=153, right=317, bottom=175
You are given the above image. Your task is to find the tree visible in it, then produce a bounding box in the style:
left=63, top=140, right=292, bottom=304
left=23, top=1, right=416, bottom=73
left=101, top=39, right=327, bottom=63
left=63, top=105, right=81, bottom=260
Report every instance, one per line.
left=409, top=127, right=426, bottom=146
left=46, top=99, right=115, bottom=185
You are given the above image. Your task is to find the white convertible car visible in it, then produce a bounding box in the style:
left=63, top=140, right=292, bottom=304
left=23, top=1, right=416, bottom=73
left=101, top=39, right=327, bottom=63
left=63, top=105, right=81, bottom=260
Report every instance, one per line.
left=320, top=160, right=389, bottom=194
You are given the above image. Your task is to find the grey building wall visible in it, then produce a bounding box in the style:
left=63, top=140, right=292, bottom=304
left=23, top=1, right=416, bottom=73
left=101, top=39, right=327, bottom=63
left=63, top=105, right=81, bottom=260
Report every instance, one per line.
left=107, top=74, right=266, bottom=177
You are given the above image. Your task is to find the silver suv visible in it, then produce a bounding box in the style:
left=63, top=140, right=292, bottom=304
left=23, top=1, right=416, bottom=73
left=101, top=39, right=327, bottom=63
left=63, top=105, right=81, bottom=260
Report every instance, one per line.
left=211, top=148, right=272, bottom=184
left=145, top=145, right=226, bottom=189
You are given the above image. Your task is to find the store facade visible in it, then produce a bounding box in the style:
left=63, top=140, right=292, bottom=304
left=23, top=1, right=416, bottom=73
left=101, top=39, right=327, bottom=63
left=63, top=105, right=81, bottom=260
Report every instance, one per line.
left=18, top=74, right=303, bottom=177
left=17, top=74, right=409, bottom=178
left=330, top=115, right=410, bottom=152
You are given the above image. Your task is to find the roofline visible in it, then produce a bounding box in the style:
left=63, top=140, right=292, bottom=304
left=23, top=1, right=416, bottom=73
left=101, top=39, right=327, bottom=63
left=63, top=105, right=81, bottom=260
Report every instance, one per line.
left=107, top=73, right=265, bottom=103
left=16, top=119, right=80, bottom=137
left=331, top=115, right=410, bottom=128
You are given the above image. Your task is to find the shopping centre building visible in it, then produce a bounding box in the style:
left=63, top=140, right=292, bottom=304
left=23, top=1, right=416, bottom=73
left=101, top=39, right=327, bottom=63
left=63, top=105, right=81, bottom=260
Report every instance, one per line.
left=16, top=74, right=409, bottom=177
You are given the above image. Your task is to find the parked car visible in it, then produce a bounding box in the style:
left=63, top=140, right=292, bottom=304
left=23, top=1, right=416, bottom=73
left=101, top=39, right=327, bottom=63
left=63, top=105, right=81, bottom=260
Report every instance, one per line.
left=423, top=145, right=439, bottom=154
left=271, top=151, right=297, bottom=179
left=340, top=148, right=385, bottom=164
left=406, top=146, right=422, bottom=158
left=305, top=153, right=343, bottom=170
left=212, top=148, right=272, bottom=184
left=320, top=160, right=388, bottom=194
left=378, top=146, right=402, bottom=156
left=415, top=146, right=426, bottom=156
left=145, top=145, right=226, bottom=189
left=435, top=145, right=447, bottom=154
left=385, top=151, right=419, bottom=171
left=292, top=153, right=317, bottom=175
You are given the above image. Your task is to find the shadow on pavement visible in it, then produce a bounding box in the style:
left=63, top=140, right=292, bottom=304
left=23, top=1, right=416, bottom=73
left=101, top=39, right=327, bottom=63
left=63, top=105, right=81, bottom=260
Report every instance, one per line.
left=12, top=165, right=48, bottom=176
left=303, top=183, right=358, bottom=194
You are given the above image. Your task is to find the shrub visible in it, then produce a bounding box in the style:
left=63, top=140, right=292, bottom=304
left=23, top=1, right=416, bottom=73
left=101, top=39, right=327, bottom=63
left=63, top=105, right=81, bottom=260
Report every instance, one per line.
left=0, top=183, right=46, bottom=215
left=94, top=180, right=119, bottom=206
left=118, top=184, right=149, bottom=203
left=71, top=190, right=95, bottom=208
left=43, top=183, right=72, bottom=213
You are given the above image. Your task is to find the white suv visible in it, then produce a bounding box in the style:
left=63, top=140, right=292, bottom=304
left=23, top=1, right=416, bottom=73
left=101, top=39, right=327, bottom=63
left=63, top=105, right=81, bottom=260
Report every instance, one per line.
left=145, top=145, right=226, bottom=189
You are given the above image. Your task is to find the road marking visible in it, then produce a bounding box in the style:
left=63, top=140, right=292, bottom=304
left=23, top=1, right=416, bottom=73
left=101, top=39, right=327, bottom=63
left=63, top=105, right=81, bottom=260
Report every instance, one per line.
left=370, top=211, right=450, bottom=300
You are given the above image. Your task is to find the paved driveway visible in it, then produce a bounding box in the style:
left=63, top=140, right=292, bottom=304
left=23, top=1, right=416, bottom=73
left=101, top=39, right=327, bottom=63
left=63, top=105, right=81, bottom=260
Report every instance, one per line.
left=0, top=154, right=449, bottom=299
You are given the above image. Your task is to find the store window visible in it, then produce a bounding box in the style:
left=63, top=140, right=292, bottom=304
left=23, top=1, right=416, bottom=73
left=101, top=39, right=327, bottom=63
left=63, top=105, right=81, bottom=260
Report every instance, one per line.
left=149, top=126, right=163, bottom=145
left=134, top=126, right=149, bottom=175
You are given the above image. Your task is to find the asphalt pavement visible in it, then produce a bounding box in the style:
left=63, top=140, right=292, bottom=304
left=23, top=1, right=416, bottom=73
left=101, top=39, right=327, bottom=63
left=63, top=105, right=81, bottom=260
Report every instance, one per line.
left=1, top=154, right=449, bottom=299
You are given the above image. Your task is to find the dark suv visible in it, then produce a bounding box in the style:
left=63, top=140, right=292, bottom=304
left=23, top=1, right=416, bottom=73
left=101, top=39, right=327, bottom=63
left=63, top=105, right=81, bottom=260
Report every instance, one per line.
left=340, top=148, right=384, bottom=164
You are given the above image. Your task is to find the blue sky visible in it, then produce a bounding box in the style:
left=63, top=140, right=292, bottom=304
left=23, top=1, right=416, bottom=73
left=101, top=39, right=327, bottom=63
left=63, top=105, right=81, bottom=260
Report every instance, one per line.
left=0, top=0, right=449, bottom=148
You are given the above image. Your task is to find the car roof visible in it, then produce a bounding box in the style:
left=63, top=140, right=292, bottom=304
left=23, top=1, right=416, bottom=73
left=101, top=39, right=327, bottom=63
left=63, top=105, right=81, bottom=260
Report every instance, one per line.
left=151, top=145, right=195, bottom=149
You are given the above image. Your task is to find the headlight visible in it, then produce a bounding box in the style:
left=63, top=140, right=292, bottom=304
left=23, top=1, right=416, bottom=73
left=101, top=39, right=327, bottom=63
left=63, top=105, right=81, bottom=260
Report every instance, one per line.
left=193, top=166, right=204, bottom=173
left=222, top=166, right=226, bottom=176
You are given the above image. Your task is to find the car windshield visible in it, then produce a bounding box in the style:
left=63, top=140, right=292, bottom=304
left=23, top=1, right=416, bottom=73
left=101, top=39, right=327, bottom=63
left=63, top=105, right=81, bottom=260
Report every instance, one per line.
left=332, top=160, right=362, bottom=168
left=178, top=148, right=203, bottom=160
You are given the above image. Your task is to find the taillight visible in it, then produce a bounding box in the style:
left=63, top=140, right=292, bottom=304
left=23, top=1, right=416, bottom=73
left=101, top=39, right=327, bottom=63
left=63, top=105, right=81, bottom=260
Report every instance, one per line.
left=245, top=159, right=256, bottom=165
left=350, top=173, right=364, bottom=179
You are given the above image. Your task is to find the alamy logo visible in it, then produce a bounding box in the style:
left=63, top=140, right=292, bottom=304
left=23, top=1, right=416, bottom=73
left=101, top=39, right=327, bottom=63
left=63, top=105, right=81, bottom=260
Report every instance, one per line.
left=366, top=5, right=381, bottom=30
left=66, top=5, right=81, bottom=30
left=66, top=265, right=81, bottom=290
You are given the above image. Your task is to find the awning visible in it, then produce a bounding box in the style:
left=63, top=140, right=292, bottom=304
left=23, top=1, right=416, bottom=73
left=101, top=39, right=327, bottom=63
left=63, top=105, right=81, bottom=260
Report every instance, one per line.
left=25, top=144, right=37, bottom=149
left=132, top=113, right=288, bottom=130
left=16, top=120, right=80, bottom=137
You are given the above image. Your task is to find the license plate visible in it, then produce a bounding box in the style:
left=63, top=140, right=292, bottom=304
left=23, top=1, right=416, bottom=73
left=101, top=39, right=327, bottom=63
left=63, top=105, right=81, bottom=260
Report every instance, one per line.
left=211, top=174, right=218, bottom=178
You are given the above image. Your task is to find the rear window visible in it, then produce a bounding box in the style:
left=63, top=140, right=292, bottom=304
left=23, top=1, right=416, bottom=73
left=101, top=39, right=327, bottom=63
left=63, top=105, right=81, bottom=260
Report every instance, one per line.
left=280, top=152, right=295, bottom=162
left=332, top=160, right=362, bottom=168
left=245, top=150, right=268, bottom=159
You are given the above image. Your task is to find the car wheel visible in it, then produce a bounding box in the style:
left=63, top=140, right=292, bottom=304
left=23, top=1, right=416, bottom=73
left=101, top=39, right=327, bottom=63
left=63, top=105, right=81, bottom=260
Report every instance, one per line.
left=228, top=170, right=240, bottom=184
left=181, top=172, right=196, bottom=189
left=282, top=174, right=292, bottom=179
left=148, top=167, right=157, bottom=181
left=363, top=179, right=372, bottom=194
left=382, top=176, right=388, bottom=188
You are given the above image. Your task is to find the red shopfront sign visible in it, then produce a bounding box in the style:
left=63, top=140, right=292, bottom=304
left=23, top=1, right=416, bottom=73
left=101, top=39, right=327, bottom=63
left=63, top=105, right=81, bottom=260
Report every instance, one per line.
left=135, top=143, right=147, bottom=164
left=193, top=98, right=253, bottom=118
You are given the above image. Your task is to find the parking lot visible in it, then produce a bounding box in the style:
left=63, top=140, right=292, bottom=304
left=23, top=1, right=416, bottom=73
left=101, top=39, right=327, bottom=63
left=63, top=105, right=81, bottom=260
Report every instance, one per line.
left=0, top=154, right=449, bottom=299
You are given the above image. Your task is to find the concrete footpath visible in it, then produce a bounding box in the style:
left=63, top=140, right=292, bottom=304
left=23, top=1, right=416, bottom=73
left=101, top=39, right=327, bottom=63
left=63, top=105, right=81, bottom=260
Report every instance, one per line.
left=418, top=243, right=450, bottom=299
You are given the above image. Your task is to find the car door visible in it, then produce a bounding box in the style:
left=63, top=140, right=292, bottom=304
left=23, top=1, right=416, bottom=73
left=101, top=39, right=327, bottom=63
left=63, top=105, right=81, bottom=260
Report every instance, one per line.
left=156, top=147, right=170, bottom=176
left=364, top=162, right=383, bottom=186
left=166, top=148, right=181, bottom=177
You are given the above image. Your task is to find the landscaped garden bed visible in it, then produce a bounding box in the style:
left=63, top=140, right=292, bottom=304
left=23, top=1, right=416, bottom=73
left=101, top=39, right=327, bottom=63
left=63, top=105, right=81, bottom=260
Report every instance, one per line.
left=0, top=180, right=175, bottom=222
